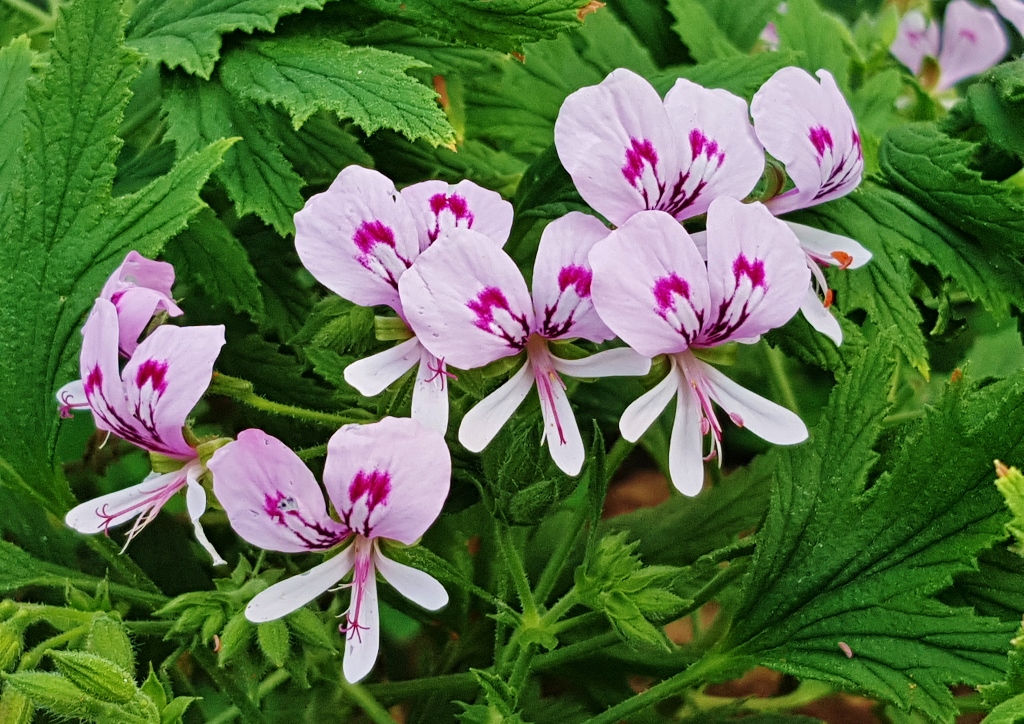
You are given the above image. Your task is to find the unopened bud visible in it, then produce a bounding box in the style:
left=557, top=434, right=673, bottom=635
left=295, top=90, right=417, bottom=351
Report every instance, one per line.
left=0, top=623, right=22, bottom=672
left=49, top=650, right=136, bottom=703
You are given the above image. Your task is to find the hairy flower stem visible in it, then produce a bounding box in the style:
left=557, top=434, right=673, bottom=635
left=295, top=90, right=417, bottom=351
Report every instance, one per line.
left=582, top=653, right=737, bottom=724
left=17, top=625, right=90, bottom=670
left=341, top=679, right=401, bottom=724
left=208, top=373, right=371, bottom=428
left=206, top=670, right=292, bottom=724
left=191, top=645, right=267, bottom=724
left=762, top=341, right=801, bottom=415
left=685, top=679, right=833, bottom=714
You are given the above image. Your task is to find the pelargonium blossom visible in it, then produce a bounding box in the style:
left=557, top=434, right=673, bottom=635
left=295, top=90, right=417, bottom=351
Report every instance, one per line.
left=63, top=298, right=227, bottom=563
left=399, top=213, right=651, bottom=476
left=992, top=0, right=1024, bottom=38
left=209, top=418, right=450, bottom=683
left=890, top=0, right=1007, bottom=93
left=590, top=198, right=809, bottom=495
left=750, top=66, right=872, bottom=345
left=57, top=251, right=183, bottom=417
left=554, top=68, right=764, bottom=227
left=295, top=166, right=513, bottom=435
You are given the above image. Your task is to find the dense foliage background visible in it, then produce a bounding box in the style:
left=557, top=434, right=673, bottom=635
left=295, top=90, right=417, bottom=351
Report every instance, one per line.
left=3, top=0, right=1024, bottom=721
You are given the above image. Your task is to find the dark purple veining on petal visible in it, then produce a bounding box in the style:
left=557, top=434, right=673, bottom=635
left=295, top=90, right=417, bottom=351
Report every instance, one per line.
left=353, top=220, right=412, bottom=289
left=622, top=138, right=659, bottom=191
left=541, top=265, right=593, bottom=338
left=652, top=273, right=702, bottom=343
left=698, top=254, right=770, bottom=345
left=467, top=287, right=531, bottom=349
left=85, top=365, right=103, bottom=395
left=263, top=491, right=348, bottom=550
left=426, top=193, right=475, bottom=243
left=338, top=469, right=393, bottom=537
left=659, top=129, right=727, bottom=219
left=808, top=125, right=862, bottom=202
left=135, top=359, right=169, bottom=395
left=959, top=28, right=978, bottom=42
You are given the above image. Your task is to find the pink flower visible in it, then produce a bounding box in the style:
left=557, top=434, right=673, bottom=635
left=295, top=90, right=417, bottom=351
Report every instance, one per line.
left=750, top=67, right=872, bottom=345
left=891, top=1, right=1008, bottom=92
left=554, top=68, right=764, bottom=227
left=57, top=251, right=183, bottom=417
left=63, top=298, right=226, bottom=563
left=399, top=213, right=651, bottom=476
left=993, top=0, right=1024, bottom=37
left=589, top=199, right=809, bottom=495
left=295, top=166, right=513, bottom=434
left=208, top=418, right=450, bottom=683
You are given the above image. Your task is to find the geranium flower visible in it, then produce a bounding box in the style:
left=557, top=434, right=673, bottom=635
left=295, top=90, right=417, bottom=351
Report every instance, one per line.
left=554, top=68, right=764, bottom=227
left=992, top=0, right=1024, bottom=37
left=295, top=166, right=513, bottom=435
left=57, top=251, right=183, bottom=416
left=399, top=212, right=651, bottom=476
left=589, top=199, right=809, bottom=495
left=208, top=418, right=450, bottom=683
left=63, top=299, right=227, bottom=563
left=750, top=66, right=872, bottom=345
left=891, top=1, right=1007, bottom=92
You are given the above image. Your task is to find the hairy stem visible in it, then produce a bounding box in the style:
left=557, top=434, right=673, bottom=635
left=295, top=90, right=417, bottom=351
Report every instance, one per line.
left=209, top=373, right=370, bottom=428
left=342, top=678, right=401, bottom=724
left=762, top=341, right=800, bottom=416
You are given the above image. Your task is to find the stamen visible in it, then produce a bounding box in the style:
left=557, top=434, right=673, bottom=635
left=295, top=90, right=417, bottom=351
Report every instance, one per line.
left=425, top=357, right=458, bottom=391
left=830, top=251, right=853, bottom=270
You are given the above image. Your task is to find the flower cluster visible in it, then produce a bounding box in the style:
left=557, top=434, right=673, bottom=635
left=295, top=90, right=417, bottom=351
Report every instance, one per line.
left=57, top=64, right=870, bottom=681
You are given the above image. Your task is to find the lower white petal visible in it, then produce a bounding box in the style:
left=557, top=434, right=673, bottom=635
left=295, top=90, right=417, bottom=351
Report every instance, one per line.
left=668, top=382, right=705, bottom=497
left=800, top=287, right=842, bottom=346
left=700, top=363, right=808, bottom=445
left=373, top=548, right=448, bottom=611
left=343, top=338, right=421, bottom=397
left=65, top=469, right=184, bottom=535
left=185, top=472, right=226, bottom=566
left=411, top=353, right=449, bottom=435
left=56, top=379, right=87, bottom=415
left=786, top=221, right=872, bottom=269
left=619, top=360, right=678, bottom=443
left=246, top=547, right=355, bottom=623
left=538, top=371, right=586, bottom=476
left=343, top=564, right=379, bottom=684
left=458, top=361, right=534, bottom=453
left=553, top=347, right=652, bottom=379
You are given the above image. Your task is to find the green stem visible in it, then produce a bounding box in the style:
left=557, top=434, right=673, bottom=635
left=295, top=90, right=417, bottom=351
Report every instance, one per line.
left=582, top=653, right=735, bottom=724
left=541, top=589, right=579, bottom=627
left=532, top=505, right=585, bottom=606
left=206, top=669, right=291, bottom=724
left=507, top=642, right=538, bottom=699
left=18, top=625, right=90, bottom=670
left=688, top=679, right=832, bottom=713
left=532, top=631, right=619, bottom=671
left=605, top=435, right=635, bottom=477
left=296, top=444, right=328, bottom=460
left=341, top=678, right=401, bottom=724
left=209, top=373, right=369, bottom=428
left=365, top=673, right=478, bottom=705
left=762, top=341, right=800, bottom=416
left=499, top=525, right=537, bottom=621
left=2, top=0, right=50, bottom=25
left=550, top=610, right=604, bottom=635
left=191, top=645, right=267, bottom=724
left=84, top=536, right=165, bottom=598
left=123, top=620, right=173, bottom=636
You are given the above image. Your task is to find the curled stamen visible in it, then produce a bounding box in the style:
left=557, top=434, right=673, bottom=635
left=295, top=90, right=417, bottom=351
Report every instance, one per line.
left=830, top=250, right=853, bottom=270
left=425, top=357, right=458, bottom=391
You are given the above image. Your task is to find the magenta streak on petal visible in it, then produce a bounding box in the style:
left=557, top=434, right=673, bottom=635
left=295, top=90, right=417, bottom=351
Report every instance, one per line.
left=960, top=29, right=978, bottom=42
left=97, top=472, right=187, bottom=550
left=341, top=538, right=373, bottom=642
left=135, top=359, right=169, bottom=395
left=353, top=220, right=412, bottom=289
left=809, top=127, right=862, bottom=202
left=338, top=469, right=392, bottom=537
left=426, top=193, right=475, bottom=243
left=467, top=287, right=531, bottom=350
left=809, top=126, right=834, bottom=159
left=653, top=273, right=702, bottom=344
left=529, top=337, right=568, bottom=445
left=678, top=355, right=725, bottom=463
left=541, top=265, right=593, bottom=338
left=698, top=255, right=768, bottom=345
left=657, top=129, right=726, bottom=219
left=263, top=491, right=348, bottom=550
left=83, top=365, right=184, bottom=458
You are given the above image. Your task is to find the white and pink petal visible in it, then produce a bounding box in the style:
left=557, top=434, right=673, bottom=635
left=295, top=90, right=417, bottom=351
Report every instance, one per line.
left=374, top=547, right=448, bottom=611
left=246, top=546, right=356, bottom=623
left=343, top=337, right=421, bottom=398
left=937, top=0, right=1008, bottom=91
left=458, top=360, right=535, bottom=455
left=891, top=10, right=940, bottom=76
left=209, top=429, right=349, bottom=554
left=401, top=179, right=514, bottom=250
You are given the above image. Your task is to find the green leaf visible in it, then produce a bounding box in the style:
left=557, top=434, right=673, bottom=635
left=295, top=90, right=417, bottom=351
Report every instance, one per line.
left=466, top=9, right=657, bottom=159
left=257, top=619, right=290, bottom=668
left=164, top=76, right=303, bottom=235
left=0, top=0, right=227, bottom=512
left=941, top=545, right=1024, bottom=622
left=997, top=463, right=1024, bottom=556
left=271, top=110, right=373, bottom=185
left=163, top=209, right=265, bottom=322
left=879, top=122, right=1024, bottom=258
left=958, top=60, right=1024, bottom=161
left=983, top=693, right=1024, bottom=724
left=775, top=0, right=852, bottom=90
left=220, top=37, right=454, bottom=145
left=353, top=0, right=593, bottom=53
left=665, top=0, right=741, bottom=63
left=650, top=50, right=803, bottom=99
left=727, top=340, right=1023, bottom=721
left=126, top=0, right=327, bottom=79
left=0, top=35, right=33, bottom=193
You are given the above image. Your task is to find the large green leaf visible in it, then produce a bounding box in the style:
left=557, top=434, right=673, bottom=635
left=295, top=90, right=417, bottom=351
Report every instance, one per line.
left=0, top=35, right=32, bottom=193
left=219, top=36, right=453, bottom=144
left=0, top=0, right=229, bottom=511
left=775, top=0, right=852, bottom=90
left=163, top=76, right=303, bottom=236
left=666, top=0, right=777, bottom=61
left=126, top=0, right=328, bottom=79
left=352, top=0, right=593, bottom=53
left=725, top=340, right=1022, bottom=721
left=879, top=122, right=1024, bottom=258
